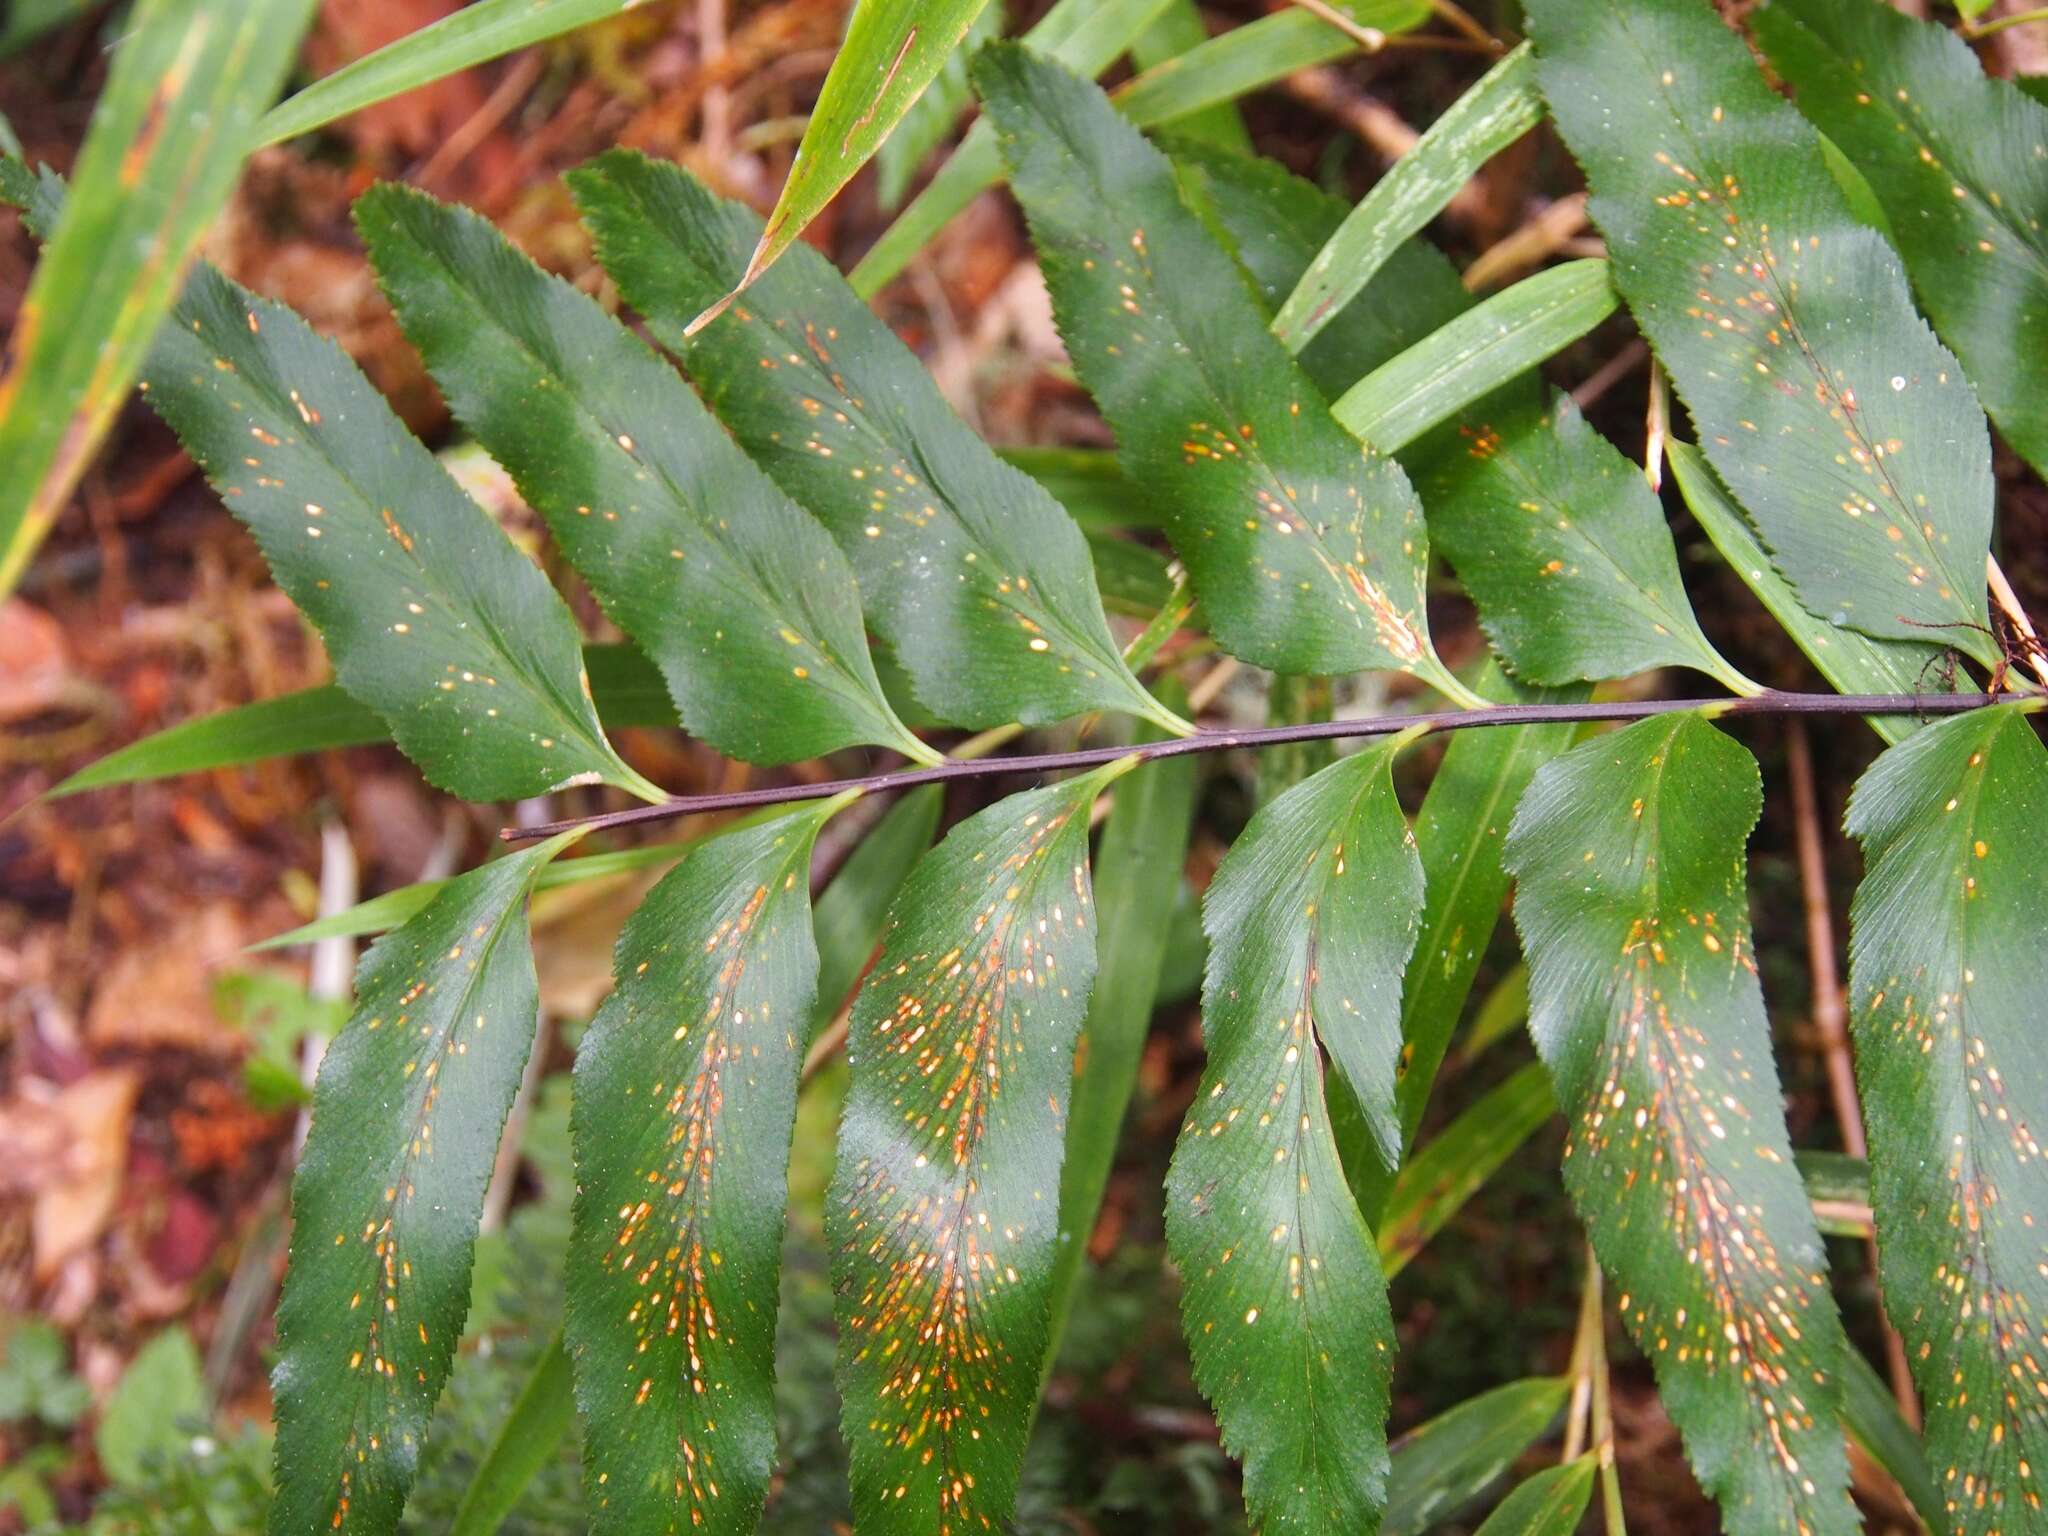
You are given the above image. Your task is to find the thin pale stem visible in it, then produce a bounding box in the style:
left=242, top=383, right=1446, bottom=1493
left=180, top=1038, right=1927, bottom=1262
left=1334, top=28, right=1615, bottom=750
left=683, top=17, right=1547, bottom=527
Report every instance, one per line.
left=1288, top=0, right=1393, bottom=51
left=1963, top=4, right=2048, bottom=36
left=504, top=690, right=2011, bottom=843
left=1988, top=554, right=2048, bottom=689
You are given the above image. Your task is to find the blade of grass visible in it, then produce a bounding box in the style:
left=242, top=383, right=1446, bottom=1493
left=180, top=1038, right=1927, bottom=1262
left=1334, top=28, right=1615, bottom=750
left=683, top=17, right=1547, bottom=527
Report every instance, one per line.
left=43, top=643, right=675, bottom=801
left=1045, top=685, right=1198, bottom=1376
left=1111, top=5, right=1424, bottom=136
left=0, top=0, right=318, bottom=597
left=1378, top=1061, right=1556, bottom=1279
left=848, top=0, right=1434, bottom=298
left=685, top=0, right=998, bottom=331
left=0, top=0, right=94, bottom=58
left=1331, top=259, right=1618, bottom=452
left=447, top=1327, right=575, bottom=1536
left=1273, top=41, right=1540, bottom=352
left=255, top=0, right=643, bottom=146
left=848, top=0, right=1177, bottom=297
left=1130, top=0, right=1250, bottom=150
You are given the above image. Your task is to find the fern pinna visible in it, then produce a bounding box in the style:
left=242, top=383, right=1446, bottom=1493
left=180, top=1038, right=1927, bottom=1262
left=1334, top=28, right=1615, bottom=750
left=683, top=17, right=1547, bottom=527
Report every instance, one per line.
left=16, top=0, right=2048, bottom=1531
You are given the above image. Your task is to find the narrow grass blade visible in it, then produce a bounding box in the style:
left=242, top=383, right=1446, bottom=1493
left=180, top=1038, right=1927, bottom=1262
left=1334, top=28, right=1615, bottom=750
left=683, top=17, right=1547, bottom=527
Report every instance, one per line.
left=47, top=687, right=384, bottom=800
left=257, top=0, right=643, bottom=147
left=875, top=1, right=1006, bottom=210
left=254, top=837, right=716, bottom=953
left=1836, top=1343, right=1944, bottom=1534
left=1114, top=3, right=1426, bottom=139
left=447, top=1327, right=574, bottom=1536
left=853, top=0, right=1441, bottom=297
left=1046, top=688, right=1197, bottom=1369
left=1473, top=1458, right=1597, bottom=1536
left=45, top=643, right=675, bottom=802
left=1130, top=0, right=1250, bottom=151
left=1273, top=42, right=1540, bottom=353
left=0, top=0, right=318, bottom=597
left=1332, top=260, right=1618, bottom=454
left=1338, top=662, right=1582, bottom=1224
left=1167, top=137, right=1471, bottom=401
left=809, top=786, right=943, bottom=1034
left=847, top=0, right=1177, bottom=297
left=1377, top=1061, right=1555, bottom=1280
left=1384, top=1377, right=1571, bottom=1536
left=0, top=0, right=94, bottom=57
left=688, top=0, right=999, bottom=329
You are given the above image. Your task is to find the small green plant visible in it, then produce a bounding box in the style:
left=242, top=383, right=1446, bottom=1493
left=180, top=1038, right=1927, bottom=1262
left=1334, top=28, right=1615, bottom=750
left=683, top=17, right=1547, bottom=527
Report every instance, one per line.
left=0, top=1322, right=91, bottom=1434
left=9, top=0, right=2048, bottom=1533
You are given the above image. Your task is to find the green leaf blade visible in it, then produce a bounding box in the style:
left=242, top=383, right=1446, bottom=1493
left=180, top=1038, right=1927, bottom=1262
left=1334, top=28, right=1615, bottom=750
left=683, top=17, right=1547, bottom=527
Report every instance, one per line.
left=256, top=0, right=642, bottom=146
left=1843, top=703, right=2048, bottom=1536
left=139, top=262, right=653, bottom=803
left=1418, top=392, right=1746, bottom=689
left=355, top=183, right=933, bottom=769
left=1756, top=0, right=2048, bottom=484
left=1384, top=1377, right=1571, bottom=1536
left=875, top=1, right=1008, bottom=209
left=570, top=152, right=1182, bottom=737
left=846, top=0, right=1184, bottom=298
left=1166, top=743, right=1420, bottom=1534
left=827, top=764, right=1124, bottom=1532
left=1165, top=137, right=1472, bottom=402
left=1472, top=1458, right=1597, bottom=1536
left=1505, top=712, right=1858, bottom=1536
left=1377, top=1061, right=1556, bottom=1280
left=811, top=786, right=945, bottom=1035
left=1130, top=0, right=1250, bottom=152
left=1113, top=6, right=1404, bottom=139
left=1346, top=664, right=1584, bottom=1222
left=1331, top=260, right=1619, bottom=456
left=977, top=44, right=1460, bottom=692
left=1525, top=0, right=1995, bottom=657
left=270, top=833, right=571, bottom=1536
left=568, top=800, right=846, bottom=1535
left=0, top=0, right=318, bottom=596
left=447, top=1327, right=575, bottom=1536
left=700, top=0, right=997, bottom=319
left=1272, top=42, right=1542, bottom=354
